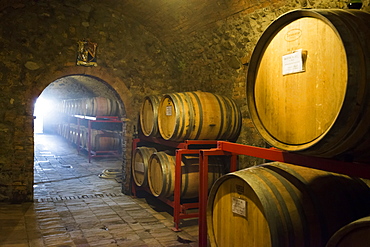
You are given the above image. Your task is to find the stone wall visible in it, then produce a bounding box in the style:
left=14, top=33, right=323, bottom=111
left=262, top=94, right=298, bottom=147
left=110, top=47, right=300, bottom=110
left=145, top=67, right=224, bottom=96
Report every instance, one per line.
left=0, top=0, right=178, bottom=202
left=0, top=0, right=369, bottom=202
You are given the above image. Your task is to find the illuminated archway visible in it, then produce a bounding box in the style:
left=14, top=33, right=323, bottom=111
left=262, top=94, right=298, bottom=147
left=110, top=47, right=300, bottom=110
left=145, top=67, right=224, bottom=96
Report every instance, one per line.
left=31, top=66, right=135, bottom=196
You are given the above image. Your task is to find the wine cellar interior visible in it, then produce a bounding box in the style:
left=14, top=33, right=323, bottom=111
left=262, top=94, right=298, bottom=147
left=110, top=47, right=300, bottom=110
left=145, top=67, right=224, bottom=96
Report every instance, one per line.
left=1, top=0, right=370, bottom=246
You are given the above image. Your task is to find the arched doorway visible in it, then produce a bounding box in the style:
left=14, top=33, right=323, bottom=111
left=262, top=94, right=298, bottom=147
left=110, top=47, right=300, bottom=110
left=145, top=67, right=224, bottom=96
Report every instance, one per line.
left=33, top=74, right=127, bottom=200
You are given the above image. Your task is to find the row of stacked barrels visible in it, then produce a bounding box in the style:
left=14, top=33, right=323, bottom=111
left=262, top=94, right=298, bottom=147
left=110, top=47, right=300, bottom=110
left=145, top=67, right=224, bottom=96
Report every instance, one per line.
left=135, top=91, right=239, bottom=202
left=60, top=97, right=119, bottom=116
left=132, top=146, right=226, bottom=199
left=207, top=9, right=370, bottom=247
left=57, top=123, right=121, bottom=151
left=139, top=91, right=242, bottom=142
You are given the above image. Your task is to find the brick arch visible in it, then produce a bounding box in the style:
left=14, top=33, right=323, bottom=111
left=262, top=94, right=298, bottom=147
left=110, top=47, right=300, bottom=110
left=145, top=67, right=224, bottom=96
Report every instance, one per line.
left=32, top=65, right=135, bottom=194
left=32, top=65, right=134, bottom=119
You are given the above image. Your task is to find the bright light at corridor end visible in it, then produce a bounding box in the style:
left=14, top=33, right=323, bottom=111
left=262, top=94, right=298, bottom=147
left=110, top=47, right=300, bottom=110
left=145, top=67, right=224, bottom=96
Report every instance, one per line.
left=34, top=97, right=58, bottom=133
left=34, top=97, right=55, bottom=115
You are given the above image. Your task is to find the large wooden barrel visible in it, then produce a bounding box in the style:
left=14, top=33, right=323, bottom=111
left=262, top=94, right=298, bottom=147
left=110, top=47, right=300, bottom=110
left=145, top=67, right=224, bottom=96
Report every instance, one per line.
left=85, top=97, right=116, bottom=116
left=158, top=91, right=241, bottom=142
left=94, top=97, right=112, bottom=116
left=148, top=151, right=224, bottom=199
left=246, top=9, right=370, bottom=161
left=90, top=129, right=120, bottom=151
left=207, top=162, right=370, bottom=247
left=139, top=95, right=161, bottom=137
left=326, top=216, right=370, bottom=247
left=132, top=146, right=157, bottom=187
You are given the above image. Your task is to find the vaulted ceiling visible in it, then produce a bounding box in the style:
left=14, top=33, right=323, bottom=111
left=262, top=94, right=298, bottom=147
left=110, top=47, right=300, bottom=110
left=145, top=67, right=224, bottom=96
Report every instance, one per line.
left=119, top=0, right=266, bottom=41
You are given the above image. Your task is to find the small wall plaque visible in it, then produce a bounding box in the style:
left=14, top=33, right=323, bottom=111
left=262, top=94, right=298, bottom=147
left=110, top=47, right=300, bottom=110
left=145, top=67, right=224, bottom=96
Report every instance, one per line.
left=77, top=40, right=97, bottom=67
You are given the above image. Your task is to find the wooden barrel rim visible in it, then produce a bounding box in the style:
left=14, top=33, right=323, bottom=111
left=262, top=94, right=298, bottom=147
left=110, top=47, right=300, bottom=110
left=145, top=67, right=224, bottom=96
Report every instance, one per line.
left=326, top=216, right=370, bottom=247
left=140, top=95, right=160, bottom=137
left=247, top=9, right=344, bottom=149
left=148, top=152, right=172, bottom=197
left=189, top=92, right=203, bottom=140
left=207, top=162, right=370, bottom=247
left=132, top=147, right=156, bottom=187
left=207, top=167, right=273, bottom=246
left=173, top=93, right=190, bottom=140
left=208, top=165, right=312, bottom=246
left=246, top=9, right=369, bottom=155
left=264, top=163, right=329, bottom=244
left=158, top=94, right=178, bottom=140
left=216, top=94, right=242, bottom=141
left=317, top=10, right=370, bottom=157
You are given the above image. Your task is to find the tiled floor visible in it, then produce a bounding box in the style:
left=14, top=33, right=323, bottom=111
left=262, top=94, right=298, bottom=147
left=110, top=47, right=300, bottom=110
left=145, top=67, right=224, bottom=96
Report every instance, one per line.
left=0, top=133, right=198, bottom=247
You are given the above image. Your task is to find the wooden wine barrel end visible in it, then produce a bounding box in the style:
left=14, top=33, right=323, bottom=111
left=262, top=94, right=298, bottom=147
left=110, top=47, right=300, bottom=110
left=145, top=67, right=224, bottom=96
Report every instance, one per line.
left=140, top=95, right=161, bottom=137
left=208, top=173, right=271, bottom=247
left=157, top=91, right=241, bottom=142
left=132, top=146, right=157, bottom=187
left=157, top=95, right=178, bottom=140
left=207, top=162, right=370, bottom=247
left=147, top=152, right=174, bottom=197
left=326, top=216, right=370, bottom=247
left=246, top=9, right=370, bottom=158
left=148, top=151, right=224, bottom=199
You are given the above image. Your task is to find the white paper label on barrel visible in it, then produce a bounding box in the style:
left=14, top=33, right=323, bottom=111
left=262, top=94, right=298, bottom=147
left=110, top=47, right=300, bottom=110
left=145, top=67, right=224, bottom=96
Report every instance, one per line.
left=232, top=197, right=247, bottom=217
left=282, top=49, right=305, bottom=75
left=135, top=162, right=145, bottom=173
left=166, top=106, right=172, bottom=116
